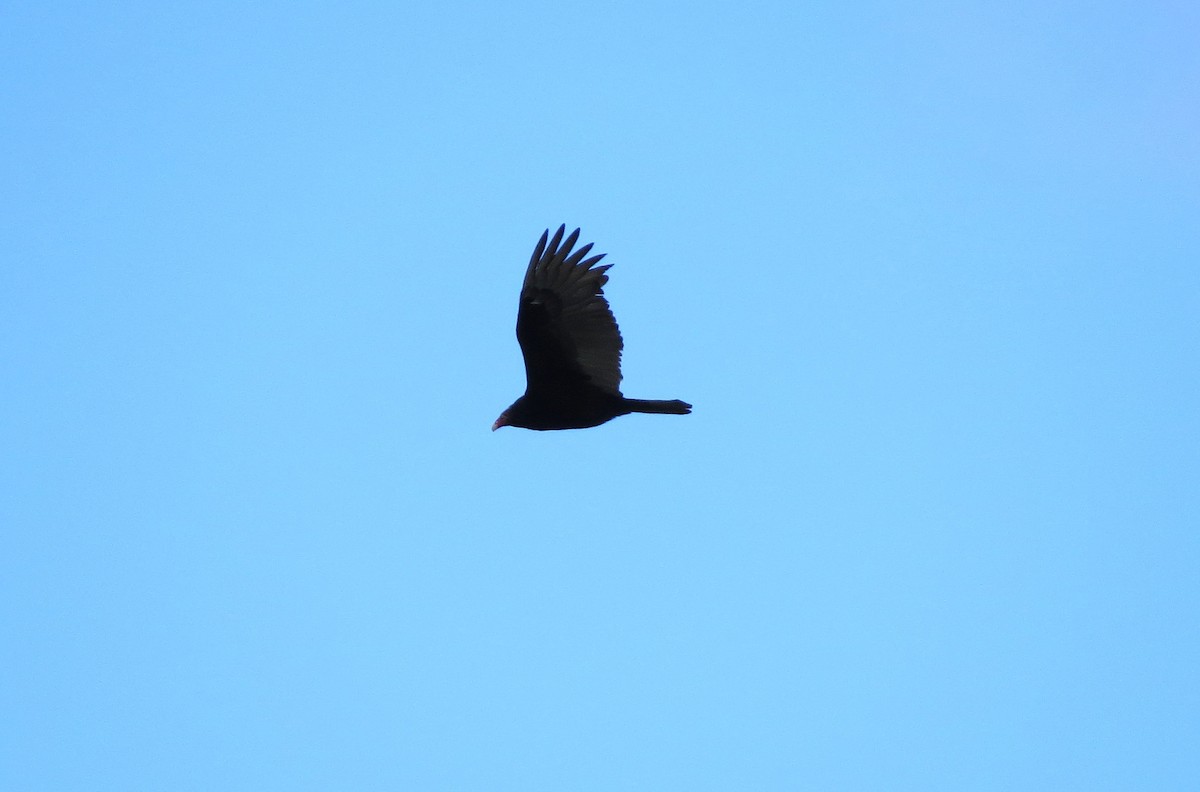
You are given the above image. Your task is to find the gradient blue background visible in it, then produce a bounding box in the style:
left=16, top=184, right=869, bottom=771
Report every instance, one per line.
left=3, top=2, right=1197, bottom=789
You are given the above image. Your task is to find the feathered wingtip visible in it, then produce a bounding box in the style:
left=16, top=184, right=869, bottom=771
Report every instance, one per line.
left=525, top=225, right=610, bottom=295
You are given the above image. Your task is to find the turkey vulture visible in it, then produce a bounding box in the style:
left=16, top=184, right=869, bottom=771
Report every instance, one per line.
left=492, top=225, right=692, bottom=431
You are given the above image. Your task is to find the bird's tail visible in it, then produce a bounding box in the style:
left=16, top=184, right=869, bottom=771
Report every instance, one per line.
left=624, top=398, right=692, bottom=415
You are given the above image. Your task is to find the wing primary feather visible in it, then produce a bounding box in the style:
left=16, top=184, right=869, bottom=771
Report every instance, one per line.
left=564, top=242, right=595, bottom=268
left=527, top=229, right=549, bottom=272
left=543, top=225, right=566, bottom=271
left=547, top=226, right=570, bottom=285
left=554, top=229, right=582, bottom=288
left=561, top=228, right=581, bottom=258
left=544, top=228, right=579, bottom=290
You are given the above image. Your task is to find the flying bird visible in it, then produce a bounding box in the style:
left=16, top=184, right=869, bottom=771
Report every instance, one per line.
left=492, top=225, right=692, bottom=431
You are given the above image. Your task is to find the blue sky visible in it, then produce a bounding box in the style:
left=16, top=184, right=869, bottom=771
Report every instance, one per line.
left=2, top=2, right=1197, bottom=789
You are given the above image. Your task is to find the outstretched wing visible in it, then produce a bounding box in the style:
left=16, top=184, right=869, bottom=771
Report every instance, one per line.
left=515, top=225, right=624, bottom=396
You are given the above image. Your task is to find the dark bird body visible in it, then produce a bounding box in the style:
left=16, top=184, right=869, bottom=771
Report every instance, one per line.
left=493, top=226, right=691, bottom=431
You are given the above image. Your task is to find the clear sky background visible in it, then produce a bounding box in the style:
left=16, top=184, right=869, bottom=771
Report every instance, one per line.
left=3, top=2, right=1197, bottom=790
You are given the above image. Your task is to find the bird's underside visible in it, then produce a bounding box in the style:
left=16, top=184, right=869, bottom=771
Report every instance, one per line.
left=493, top=225, right=691, bottom=431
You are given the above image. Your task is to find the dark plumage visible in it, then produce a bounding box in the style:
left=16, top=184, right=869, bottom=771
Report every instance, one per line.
left=492, top=225, right=692, bottom=431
